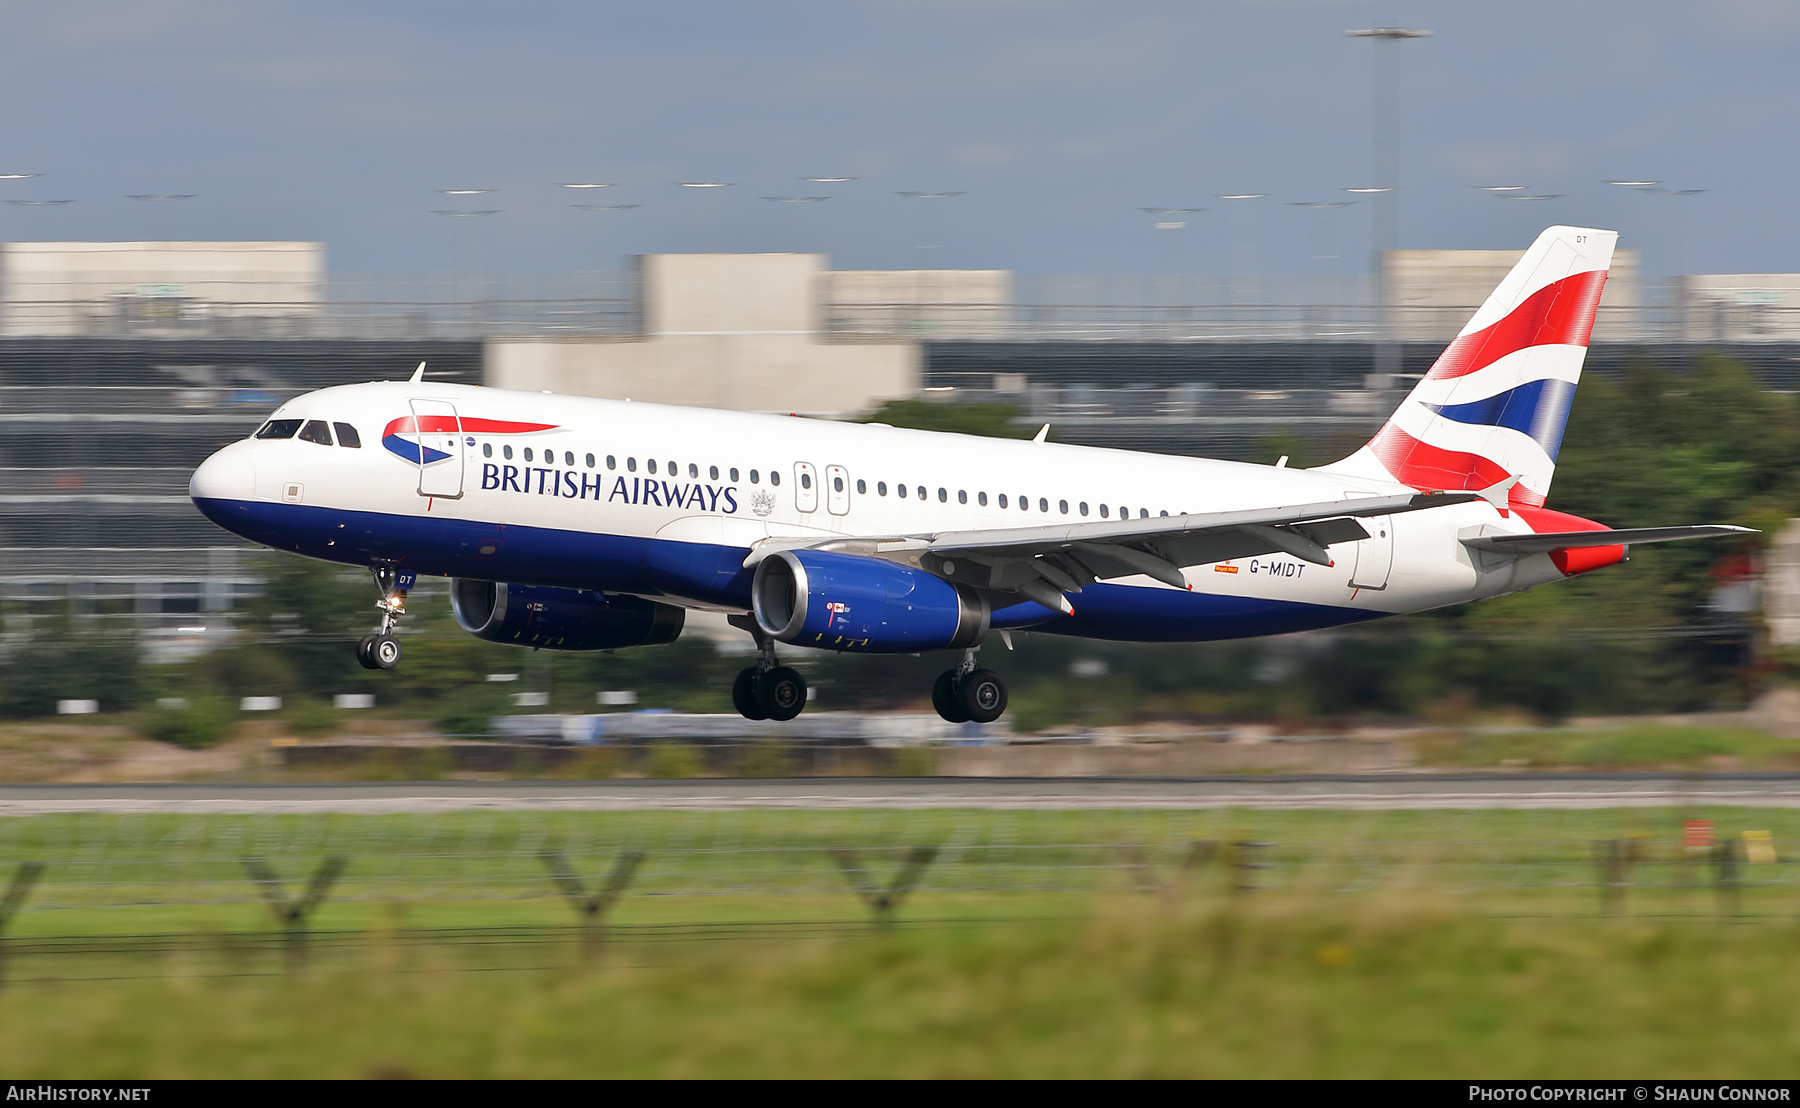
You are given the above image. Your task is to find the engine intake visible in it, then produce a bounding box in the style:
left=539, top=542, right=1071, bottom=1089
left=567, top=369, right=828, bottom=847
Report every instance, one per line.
left=450, top=580, right=684, bottom=651
left=752, top=549, right=988, bottom=654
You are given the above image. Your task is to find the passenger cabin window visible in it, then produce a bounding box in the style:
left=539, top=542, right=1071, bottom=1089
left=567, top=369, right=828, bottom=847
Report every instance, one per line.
left=977, top=492, right=987, bottom=506
left=998, top=494, right=1008, bottom=508
left=586, top=453, right=595, bottom=468
left=334, top=423, right=361, bottom=449
left=647, top=459, right=657, bottom=474
left=503, top=445, right=513, bottom=460
left=524, top=448, right=534, bottom=463
left=689, top=463, right=699, bottom=478
left=957, top=490, right=966, bottom=504
left=1079, top=502, right=1088, bottom=516
left=607, top=455, right=616, bottom=470
left=1059, top=500, right=1069, bottom=515
left=565, top=451, right=575, bottom=466
left=937, top=488, right=947, bottom=503
left=255, top=419, right=302, bottom=440
left=1100, top=504, right=1109, bottom=518
left=897, top=484, right=907, bottom=498
left=729, top=468, right=739, bottom=482
left=297, top=420, right=333, bottom=446
left=877, top=481, right=887, bottom=496
left=771, top=471, right=781, bottom=486
left=801, top=472, right=812, bottom=490
left=710, top=465, right=719, bottom=480
left=1039, top=498, right=1049, bottom=513
left=627, top=458, right=637, bottom=472
left=482, top=443, right=493, bottom=458
left=916, top=485, right=925, bottom=500
left=856, top=479, right=866, bottom=494
left=749, top=469, right=760, bottom=484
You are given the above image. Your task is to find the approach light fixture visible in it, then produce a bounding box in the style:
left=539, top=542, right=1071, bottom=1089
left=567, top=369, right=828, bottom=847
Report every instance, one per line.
left=0, top=174, right=40, bottom=180
left=436, top=189, right=495, bottom=196
left=6, top=200, right=72, bottom=206
left=127, top=195, right=197, bottom=202
left=679, top=182, right=733, bottom=188
left=897, top=191, right=964, bottom=199
left=1605, top=180, right=1659, bottom=187
left=763, top=196, right=829, bottom=203
left=1216, top=193, right=1268, bottom=200
left=561, top=183, right=616, bottom=189
left=572, top=204, right=640, bottom=212
left=1475, top=185, right=1528, bottom=192
left=432, top=210, right=500, bottom=217
left=1345, top=26, right=1432, bottom=38
left=1139, top=207, right=1203, bottom=215
left=802, top=176, right=857, bottom=183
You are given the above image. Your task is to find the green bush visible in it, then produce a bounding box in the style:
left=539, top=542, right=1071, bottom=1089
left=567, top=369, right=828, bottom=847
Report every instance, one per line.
left=285, top=700, right=340, bottom=738
left=140, top=697, right=236, bottom=750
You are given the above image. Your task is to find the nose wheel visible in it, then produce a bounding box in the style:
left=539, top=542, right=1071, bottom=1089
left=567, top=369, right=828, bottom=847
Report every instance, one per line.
left=357, top=565, right=414, bottom=670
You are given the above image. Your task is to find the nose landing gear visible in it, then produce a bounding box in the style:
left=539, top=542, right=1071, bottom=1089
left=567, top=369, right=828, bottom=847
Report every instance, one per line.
left=931, top=649, right=1007, bottom=724
left=357, top=565, right=414, bottom=671
left=726, top=614, right=808, bottom=721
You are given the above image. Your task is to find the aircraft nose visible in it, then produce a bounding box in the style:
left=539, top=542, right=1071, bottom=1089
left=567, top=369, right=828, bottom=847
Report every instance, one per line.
left=190, top=444, right=257, bottom=502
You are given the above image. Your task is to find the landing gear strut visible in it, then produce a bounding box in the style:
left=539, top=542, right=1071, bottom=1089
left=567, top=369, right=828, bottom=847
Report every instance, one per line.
left=357, top=565, right=414, bottom=671
left=931, top=648, right=1007, bottom=725
left=726, top=614, right=807, bottom=721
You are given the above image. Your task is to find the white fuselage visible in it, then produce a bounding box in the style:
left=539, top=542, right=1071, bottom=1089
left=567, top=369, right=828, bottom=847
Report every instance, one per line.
left=190, top=381, right=1576, bottom=643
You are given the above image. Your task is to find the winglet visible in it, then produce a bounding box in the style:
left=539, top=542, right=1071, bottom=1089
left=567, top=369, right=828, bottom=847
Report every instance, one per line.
left=409, top=361, right=426, bottom=384
left=1032, top=424, right=1050, bottom=444
left=1477, top=474, right=1522, bottom=509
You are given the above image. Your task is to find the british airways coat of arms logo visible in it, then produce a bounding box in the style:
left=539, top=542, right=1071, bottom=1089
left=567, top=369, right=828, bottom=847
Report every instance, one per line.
left=750, top=489, right=776, bottom=517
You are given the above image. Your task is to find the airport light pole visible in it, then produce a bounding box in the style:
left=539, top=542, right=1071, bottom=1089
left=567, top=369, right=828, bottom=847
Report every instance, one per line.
left=432, top=207, right=500, bottom=330
left=1346, top=24, right=1430, bottom=379
left=897, top=191, right=964, bottom=262
left=127, top=194, right=199, bottom=241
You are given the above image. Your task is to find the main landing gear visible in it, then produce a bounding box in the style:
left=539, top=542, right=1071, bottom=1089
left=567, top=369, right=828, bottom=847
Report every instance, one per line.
left=357, top=565, right=412, bottom=671
left=726, top=615, right=808, bottom=722
left=931, top=649, right=1008, bottom=725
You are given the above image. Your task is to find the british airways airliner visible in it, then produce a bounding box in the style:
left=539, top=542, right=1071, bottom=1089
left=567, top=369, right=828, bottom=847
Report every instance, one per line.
left=190, top=227, right=1748, bottom=724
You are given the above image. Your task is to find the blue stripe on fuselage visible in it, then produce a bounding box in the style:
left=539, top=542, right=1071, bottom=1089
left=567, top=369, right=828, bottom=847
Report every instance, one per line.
left=192, top=497, right=1380, bottom=646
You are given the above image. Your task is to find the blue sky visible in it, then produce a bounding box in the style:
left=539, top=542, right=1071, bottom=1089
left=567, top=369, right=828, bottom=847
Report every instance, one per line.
left=1, top=1, right=1794, bottom=276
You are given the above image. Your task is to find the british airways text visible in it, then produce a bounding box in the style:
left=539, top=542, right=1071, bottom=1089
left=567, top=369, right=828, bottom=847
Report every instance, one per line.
left=480, top=464, right=740, bottom=513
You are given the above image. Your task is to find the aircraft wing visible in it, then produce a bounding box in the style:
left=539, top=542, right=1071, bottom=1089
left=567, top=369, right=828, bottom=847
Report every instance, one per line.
left=749, top=489, right=1483, bottom=614
left=1461, top=524, right=1755, bottom=555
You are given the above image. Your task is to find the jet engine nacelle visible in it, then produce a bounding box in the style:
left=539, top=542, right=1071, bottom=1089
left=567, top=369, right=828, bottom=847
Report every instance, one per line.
left=450, top=580, right=685, bottom=651
left=751, top=549, right=988, bottom=654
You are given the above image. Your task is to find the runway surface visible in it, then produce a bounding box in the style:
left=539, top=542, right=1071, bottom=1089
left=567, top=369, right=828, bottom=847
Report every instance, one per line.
left=0, top=774, right=1798, bottom=812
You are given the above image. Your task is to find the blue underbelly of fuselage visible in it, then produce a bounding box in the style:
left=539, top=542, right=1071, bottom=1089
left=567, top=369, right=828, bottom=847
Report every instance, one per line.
left=193, top=497, right=1380, bottom=647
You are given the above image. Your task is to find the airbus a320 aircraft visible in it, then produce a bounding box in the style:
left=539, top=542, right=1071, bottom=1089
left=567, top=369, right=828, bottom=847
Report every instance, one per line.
left=190, top=226, right=1749, bottom=724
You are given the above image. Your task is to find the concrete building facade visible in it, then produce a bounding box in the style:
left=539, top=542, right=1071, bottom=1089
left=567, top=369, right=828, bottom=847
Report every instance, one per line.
left=487, top=253, right=932, bottom=416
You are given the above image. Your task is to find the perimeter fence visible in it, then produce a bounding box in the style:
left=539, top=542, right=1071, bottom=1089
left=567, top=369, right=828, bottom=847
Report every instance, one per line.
left=0, top=809, right=1789, bottom=982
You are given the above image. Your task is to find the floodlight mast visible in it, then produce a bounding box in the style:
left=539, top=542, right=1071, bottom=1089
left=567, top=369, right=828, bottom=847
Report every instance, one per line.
left=1346, top=24, right=1431, bottom=382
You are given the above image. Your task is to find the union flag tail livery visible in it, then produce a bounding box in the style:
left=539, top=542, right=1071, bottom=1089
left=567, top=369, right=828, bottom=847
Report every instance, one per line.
left=189, top=226, right=1750, bottom=724
left=1324, top=226, right=1615, bottom=508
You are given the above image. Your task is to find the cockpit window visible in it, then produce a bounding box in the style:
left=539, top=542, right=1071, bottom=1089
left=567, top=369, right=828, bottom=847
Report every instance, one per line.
left=255, top=419, right=303, bottom=440
left=298, top=420, right=334, bottom=446
left=334, top=422, right=362, bottom=449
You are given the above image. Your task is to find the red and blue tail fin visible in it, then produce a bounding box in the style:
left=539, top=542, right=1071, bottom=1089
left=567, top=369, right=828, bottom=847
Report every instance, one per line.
left=1322, top=226, right=1618, bottom=508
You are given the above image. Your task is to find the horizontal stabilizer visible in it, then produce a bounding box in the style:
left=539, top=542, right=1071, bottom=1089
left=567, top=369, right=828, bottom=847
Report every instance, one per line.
left=1462, top=524, right=1755, bottom=555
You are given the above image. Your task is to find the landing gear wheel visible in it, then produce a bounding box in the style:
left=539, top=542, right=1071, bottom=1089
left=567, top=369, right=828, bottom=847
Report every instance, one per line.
left=369, top=633, right=402, bottom=670
left=356, top=635, right=380, bottom=670
left=957, top=668, right=1007, bottom=724
left=931, top=670, right=969, bottom=724
left=732, top=667, right=769, bottom=721
left=758, top=666, right=808, bottom=722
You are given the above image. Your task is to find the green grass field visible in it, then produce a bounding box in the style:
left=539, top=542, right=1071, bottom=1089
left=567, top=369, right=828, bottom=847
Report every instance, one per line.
left=0, top=806, right=1795, bottom=1077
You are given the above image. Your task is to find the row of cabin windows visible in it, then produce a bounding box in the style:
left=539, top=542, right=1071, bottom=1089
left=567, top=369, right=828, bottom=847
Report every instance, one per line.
left=867, top=480, right=1165, bottom=519
left=476, top=443, right=779, bottom=485
left=330, top=433, right=1174, bottom=518
left=254, top=419, right=362, bottom=449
